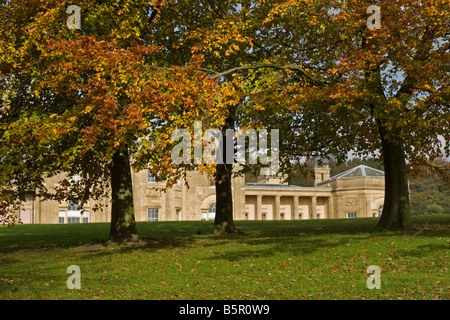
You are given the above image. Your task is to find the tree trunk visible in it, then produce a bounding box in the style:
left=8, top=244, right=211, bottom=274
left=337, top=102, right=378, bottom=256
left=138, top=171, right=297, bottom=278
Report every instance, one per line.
left=109, top=147, right=138, bottom=242
left=213, top=115, right=239, bottom=235
left=377, top=126, right=412, bottom=229
left=214, top=161, right=238, bottom=234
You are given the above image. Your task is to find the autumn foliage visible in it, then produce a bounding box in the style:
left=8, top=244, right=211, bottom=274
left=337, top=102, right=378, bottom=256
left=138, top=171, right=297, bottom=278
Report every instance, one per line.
left=1, top=0, right=448, bottom=232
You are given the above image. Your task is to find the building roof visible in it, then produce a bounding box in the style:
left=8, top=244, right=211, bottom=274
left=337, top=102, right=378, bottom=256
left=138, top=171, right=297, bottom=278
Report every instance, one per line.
left=244, top=183, right=331, bottom=193
left=318, top=165, right=384, bottom=185
left=246, top=183, right=292, bottom=188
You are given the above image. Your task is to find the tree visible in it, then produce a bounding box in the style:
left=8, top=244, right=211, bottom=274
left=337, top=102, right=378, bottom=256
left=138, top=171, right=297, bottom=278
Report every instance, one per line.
left=140, top=0, right=253, bottom=234
left=120, top=0, right=449, bottom=231
left=194, top=0, right=449, bottom=229
left=2, top=0, right=448, bottom=235
left=0, top=0, right=224, bottom=241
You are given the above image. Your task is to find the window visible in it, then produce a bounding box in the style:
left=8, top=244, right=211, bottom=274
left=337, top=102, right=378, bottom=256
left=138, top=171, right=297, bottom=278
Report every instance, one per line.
left=148, top=208, right=159, bottom=222
left=375, top=205, right=384, bottom=217
left=67, top=217, right=80, bottom=224
left=69, top=174, right=80, bottom=185
left=67, top=203, right=82, bottom=223
left=208, top=175, right=215, bottom=186
left=347, top=212, right=357, bottom=218
left=58, top=211, right=65, bottom=224
left=147, top=170, right=156, bottom=183
left=208, top=203, right=216, bottom=221
left=68, top=202, right=80, bottom=211
left=81, top=210, right=89, bottom=223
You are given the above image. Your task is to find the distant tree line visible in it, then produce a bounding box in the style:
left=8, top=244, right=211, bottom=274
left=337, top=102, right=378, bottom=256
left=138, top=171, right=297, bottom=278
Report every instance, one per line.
left=409, top=172, right=449, bottom=215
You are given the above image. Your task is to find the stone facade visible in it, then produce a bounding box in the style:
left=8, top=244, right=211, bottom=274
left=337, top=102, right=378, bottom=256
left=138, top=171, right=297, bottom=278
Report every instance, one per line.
left=17, top=165, right=385, bottom=224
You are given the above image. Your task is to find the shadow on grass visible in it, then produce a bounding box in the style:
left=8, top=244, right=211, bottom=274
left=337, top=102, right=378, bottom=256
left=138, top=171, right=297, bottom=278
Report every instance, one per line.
left=0, top=221, right=212, bottom=254
left=204, top=237, right=351, bottom=262
left=0, top=215, right=447, bottom=256
left=392, top=243, right=450, bottom=259
left=0, top=223, right=110, bottom=253
left=0, top=216, right=448, bottom=298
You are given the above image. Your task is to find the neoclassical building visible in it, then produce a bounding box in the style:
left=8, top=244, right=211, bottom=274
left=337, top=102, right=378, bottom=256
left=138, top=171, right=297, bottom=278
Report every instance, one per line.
left=16, top=165, right=385, bottom=224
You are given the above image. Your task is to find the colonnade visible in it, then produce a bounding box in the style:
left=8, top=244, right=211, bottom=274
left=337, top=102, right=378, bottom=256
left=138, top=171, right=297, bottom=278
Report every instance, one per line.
left=252, top=194, right=332, bottom=220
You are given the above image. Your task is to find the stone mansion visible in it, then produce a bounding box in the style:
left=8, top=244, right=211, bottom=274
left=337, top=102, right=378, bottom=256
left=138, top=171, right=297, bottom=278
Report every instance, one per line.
left=17, top=165, right=386, bottom=224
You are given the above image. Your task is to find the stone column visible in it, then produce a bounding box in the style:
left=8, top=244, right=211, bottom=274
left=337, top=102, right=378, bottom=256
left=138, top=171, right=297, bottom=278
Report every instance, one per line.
left=365, top=193, right=372, bottom=218
left=293, top=196, right=299, bottom=220
left=275, top=196, right=281, bottom=220
left=327, top=196, right=333, bottom=219
left=256, top=195, right=262, bottom=221
left=182, top=178, right=188, bottom=221
left=311, top=196, right=317, bottom=219
left=34, top=195, right=39, bottom=224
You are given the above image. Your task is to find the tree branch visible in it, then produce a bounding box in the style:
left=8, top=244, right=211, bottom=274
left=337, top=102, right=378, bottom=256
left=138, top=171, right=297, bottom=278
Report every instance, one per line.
left=143, top=63, right=326, bottom=86
left=208, top=64, right=326, bottom=86
left=395, top=24, right=436, bottom=99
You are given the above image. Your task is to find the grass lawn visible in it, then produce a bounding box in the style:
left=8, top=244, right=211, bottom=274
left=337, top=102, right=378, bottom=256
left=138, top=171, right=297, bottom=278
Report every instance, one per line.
left=0, top=215, right=448, bottom=300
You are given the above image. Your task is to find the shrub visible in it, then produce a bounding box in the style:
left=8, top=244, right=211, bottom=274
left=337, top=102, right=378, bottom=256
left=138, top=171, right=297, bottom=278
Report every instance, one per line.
left=426, top=203, right=443, bottom=215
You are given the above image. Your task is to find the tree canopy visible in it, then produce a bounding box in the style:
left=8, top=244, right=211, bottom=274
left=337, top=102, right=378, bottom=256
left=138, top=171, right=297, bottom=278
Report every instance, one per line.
left=1, top=0, right=448, bottom=235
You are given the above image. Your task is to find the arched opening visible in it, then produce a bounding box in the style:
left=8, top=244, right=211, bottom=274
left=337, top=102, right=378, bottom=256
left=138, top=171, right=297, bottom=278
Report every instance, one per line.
left=374, top=204, right=383, bottom=218
left=208, top=203, right=216, bottom=221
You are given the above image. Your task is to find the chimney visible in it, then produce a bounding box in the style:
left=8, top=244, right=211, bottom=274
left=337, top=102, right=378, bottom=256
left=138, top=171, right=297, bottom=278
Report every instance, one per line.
left=314, top=165, right=330, bottom=187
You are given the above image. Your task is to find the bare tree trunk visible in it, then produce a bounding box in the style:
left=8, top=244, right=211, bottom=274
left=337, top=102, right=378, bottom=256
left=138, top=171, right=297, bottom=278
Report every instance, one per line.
left=213, top=115, right=239, bottom=235
left=214, top=161, right=238, bottom=234
left=109, top=146, right=138, bottom=242
left=377, top=126, right=412, bottom=229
